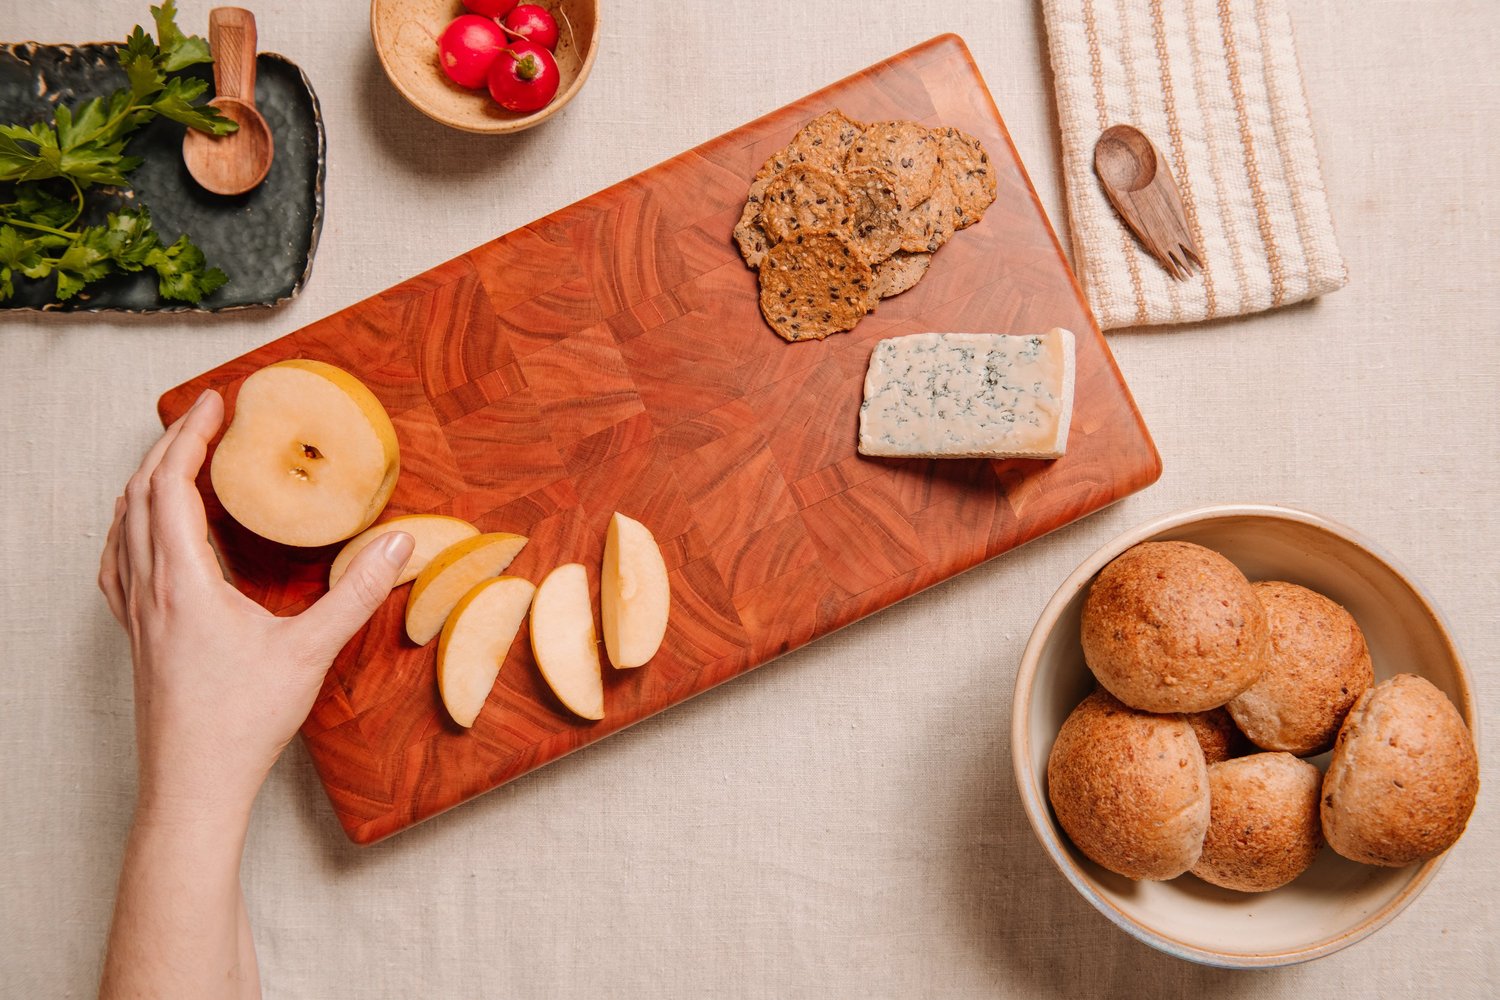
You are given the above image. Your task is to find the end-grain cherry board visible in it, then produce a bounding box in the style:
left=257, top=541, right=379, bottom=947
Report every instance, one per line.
left=159, top=35, right=1161, bottom=844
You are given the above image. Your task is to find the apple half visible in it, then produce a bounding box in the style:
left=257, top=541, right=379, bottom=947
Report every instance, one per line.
left=529, top=563, right=604, bottom=721
left=329, top=514, right=479, bottom=589
left=209, top=359, right=400, bottom=547
left=436, top=576, right=535, bottom=728
left=405, top=532, right=528, bottom=645
left=600, top=512, right=670, bottom=668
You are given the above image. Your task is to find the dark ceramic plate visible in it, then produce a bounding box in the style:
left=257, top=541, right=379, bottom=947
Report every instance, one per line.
left=0, top=43, right=324, bottom=312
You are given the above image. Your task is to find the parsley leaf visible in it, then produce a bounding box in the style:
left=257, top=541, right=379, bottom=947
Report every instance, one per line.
left=118, top=26, right=168, bottom=100
left=0, top=123, right=62, bottom=182
left=59, top=143, right=141, bottom=188
left=0, top=225, right=47, bottom=298
left=153, top=2, right=214, bottom=72
left=55, top=99, right=104, bottom=150
left=147, top=234, right=228, bottom=301
left=53, top=238, right=114, bottom=299
left=151, top=76, right=237, bottom=135
left=97, top=208, right=165, bottom=271
left=8, top=185, right=74, bottom=229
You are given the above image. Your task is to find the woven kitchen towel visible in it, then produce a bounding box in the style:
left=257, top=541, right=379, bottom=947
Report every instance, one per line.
left=1043, top=0, right=1347, bottom=329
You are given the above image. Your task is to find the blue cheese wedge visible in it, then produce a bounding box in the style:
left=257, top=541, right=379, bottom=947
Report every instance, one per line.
left=857, top=330, right=1076, bottom=459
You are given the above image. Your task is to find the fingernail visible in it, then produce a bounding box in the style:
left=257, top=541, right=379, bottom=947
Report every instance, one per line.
left=190, top=388, right=213, bottom=411
left=376, top=531, right=414, bottom=566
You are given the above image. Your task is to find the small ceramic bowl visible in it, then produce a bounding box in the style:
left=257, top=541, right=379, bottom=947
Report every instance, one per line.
left=371, top=0, right=600, bottom=133
left=1012, top=504, right=1478, bottom=968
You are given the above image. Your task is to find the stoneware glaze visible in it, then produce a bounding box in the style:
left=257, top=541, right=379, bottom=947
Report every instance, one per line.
left=1012, top=503, right=1478, bottom=967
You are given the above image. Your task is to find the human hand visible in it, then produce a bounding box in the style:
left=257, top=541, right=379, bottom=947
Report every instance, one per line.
left=98, top=389, right=414, bottom=823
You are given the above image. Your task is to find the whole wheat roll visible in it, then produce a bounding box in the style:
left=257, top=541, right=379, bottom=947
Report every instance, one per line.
left=1047, top=689, right=1210, bottom=881
left=1182, top=706, right=1251, bottom=765
left=1321, top=674, right=1479, bottom=867
left=1191, top=753, right=1323, bottom=892
left=1080, top=541, right=1268, bottom=713
left=1227, top=581, right=1373, bottom=756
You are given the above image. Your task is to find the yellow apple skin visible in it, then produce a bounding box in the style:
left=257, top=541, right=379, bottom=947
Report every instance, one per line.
left=209, top=359, right=400, bottom=547
left=404, top=532, right=528, bottom=645
left=601, top=512, right=670, bottom=669
left=529, top=563, right=604, bottom=721
left=436, top=576, right=535, bottom=728
left=329, top=515, right=479, bottom=589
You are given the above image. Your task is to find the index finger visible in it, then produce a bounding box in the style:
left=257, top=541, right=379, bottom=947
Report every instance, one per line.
left=147, top=389, right=225, bottom=572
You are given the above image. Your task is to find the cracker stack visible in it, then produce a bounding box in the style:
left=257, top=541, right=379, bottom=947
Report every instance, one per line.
left=735, top=111, right=998, bottom=342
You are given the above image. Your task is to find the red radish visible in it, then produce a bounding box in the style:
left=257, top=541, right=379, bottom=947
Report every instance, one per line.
left=501, top=4, right=560, bottom=52
left=437, top=15, right=507, bottom=89
left=462, top=0, right=518, bottom=17
left=487, top=40, right=560, bottom=113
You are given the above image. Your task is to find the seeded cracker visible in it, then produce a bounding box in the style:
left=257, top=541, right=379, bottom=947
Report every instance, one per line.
left=843, top=167, right=906, bottom=266
left=760, top=165, right=854, bottom=243
left=844, top=121, right=941, bottom=207
left=733, top=176, right=773, bottom=268
left=732, top=110, right=998, bottom=341
left=900, top=173, right=958, bottom=253
left=934, top=126, right=998, bottom=228
left=758, top=232, right=874, bottom=342
left=872, top=251, right=932, bottom=299
left=753, top=110, right=866, bottom=183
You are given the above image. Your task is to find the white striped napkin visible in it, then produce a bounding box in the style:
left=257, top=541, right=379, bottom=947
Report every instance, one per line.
left=1042, top=0, right=1348, bottom=329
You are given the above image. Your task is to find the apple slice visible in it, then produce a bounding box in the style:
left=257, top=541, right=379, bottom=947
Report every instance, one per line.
left=329, top=514, right=479, bottom=589
left=529, top=563, right=604, bottom=721
left=600, top=512, right=670, bottom=668
left=437, top=576, right=535, bottom=727
left=405, top=532, right=528, bottom=645
left=209, top=359, right=400, bottom=547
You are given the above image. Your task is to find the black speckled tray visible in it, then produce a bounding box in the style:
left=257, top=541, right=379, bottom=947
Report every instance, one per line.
left=0, top=42, right=324, bottom=312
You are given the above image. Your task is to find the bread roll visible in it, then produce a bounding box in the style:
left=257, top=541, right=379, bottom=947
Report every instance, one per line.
left=1080, top=541, right=1268, bottom=713
left=1047, top=689, right=1210, bottom=880
left=1182, top=707, right=1251, bottom=765
left=1227, top=581, right=1373, bottom=756
left=1322, top=674, right=1479, bottom=867
left=1191, top=753, right=1323, bottom=892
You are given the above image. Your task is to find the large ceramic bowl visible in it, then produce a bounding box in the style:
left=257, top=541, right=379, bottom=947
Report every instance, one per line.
left=371, top=0, right=600, bottom=134
left=1011, top=504, right=1478, bottom=968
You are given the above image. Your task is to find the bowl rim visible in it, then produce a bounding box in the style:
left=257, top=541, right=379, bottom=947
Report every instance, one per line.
left=1010, top=502, right=1478, bottom=969
left=369, top=0, right=601, bottom=135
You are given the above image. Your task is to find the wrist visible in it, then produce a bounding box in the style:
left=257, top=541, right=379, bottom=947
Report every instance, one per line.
left=124, top=797, right=253, bottom=899
left=134, top=780, right=257, bottom=838
left=134, top=739, right=269, bottom=831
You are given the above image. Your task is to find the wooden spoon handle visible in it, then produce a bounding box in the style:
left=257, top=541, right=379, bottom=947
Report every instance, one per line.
left=210, top=7, right=258, bottom=105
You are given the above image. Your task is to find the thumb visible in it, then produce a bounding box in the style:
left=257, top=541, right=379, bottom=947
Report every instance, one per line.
left=297, top=531, right=415, bottom=661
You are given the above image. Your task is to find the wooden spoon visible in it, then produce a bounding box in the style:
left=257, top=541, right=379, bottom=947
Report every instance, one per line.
left=183, top=7, right=274, bottom=196
left=1093, top=124, right=1202, bottom=280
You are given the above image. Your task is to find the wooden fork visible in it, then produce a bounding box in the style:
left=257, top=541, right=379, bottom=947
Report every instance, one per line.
left=1093, top=124, right=1203, bottom=281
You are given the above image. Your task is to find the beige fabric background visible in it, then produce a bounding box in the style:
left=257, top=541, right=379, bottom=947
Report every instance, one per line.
left=2, top=1, right=1495, bottom=996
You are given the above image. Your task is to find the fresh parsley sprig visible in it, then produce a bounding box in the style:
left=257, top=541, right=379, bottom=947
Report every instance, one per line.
left=0, top=2, right=237, bottom=305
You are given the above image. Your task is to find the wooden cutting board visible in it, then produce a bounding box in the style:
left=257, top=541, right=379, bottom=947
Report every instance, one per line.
left=159, top=34, right=1160, bottom=844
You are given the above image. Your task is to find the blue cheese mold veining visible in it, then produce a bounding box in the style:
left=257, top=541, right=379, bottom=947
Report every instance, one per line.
left=857, top=330, right=1076, bottom=459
